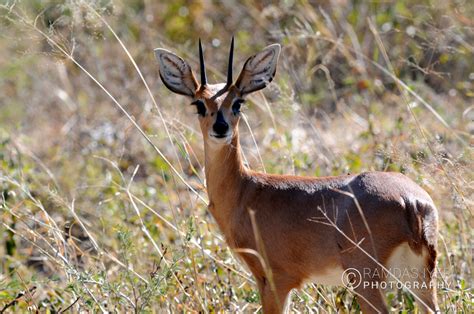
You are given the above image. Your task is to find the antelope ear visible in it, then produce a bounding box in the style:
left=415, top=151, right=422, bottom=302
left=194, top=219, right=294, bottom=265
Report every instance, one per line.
left=154, top=48, right=198, bottom=97
left=235, top=44, right=281, bottom=95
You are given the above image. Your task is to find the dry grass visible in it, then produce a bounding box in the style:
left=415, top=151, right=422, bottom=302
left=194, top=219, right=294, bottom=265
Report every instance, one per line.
left=0, top=0, right=472, bottom=312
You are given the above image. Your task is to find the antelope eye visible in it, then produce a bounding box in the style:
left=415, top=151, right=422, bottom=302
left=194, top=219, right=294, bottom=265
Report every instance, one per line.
left=232, top=99, right=245, bottom=115
left=192, top=100, right=207, bottom=116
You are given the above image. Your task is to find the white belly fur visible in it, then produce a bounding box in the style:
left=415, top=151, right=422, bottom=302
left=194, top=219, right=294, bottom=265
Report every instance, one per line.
left=306, top=243, right=427, bottom=287
left=307, top=265, right=345, bottom=286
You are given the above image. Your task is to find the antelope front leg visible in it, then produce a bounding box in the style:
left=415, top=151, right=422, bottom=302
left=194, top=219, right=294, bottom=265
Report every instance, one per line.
left=257, top=275, right=295, bottom=314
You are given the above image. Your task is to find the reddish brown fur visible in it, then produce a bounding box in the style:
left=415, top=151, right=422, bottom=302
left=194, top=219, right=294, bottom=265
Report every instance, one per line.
left=154, top=44, right=439, bottom=313
left=204, top=131, right=439, bottom=313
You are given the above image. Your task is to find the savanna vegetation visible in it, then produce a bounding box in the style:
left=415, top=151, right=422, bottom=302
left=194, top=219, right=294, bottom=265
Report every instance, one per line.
left=0, top=0, right=472, bottom=312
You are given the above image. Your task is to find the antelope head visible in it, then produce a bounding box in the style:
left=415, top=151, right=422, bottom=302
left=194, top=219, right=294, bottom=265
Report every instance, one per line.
left=154, top=38, right=281, bottom=148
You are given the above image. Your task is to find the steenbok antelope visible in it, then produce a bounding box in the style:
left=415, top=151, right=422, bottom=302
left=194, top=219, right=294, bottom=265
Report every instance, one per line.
left=154, top=38, right=439, bottom=313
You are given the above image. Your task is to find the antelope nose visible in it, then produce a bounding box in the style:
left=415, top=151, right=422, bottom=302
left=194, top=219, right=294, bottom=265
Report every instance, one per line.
left=213, top=121, right=229, bottom=135
left=213, top=111, right=229, bottom=136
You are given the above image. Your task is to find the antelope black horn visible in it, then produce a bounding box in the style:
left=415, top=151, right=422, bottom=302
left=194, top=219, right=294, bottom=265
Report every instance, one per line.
left=227, top=36, right=234, bottom=86
left=199, top=38, right=207, bottom=86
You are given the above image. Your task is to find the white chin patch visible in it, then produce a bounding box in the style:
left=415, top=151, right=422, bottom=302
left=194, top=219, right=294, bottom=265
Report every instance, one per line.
left=209, top=133, right=232, bottom=145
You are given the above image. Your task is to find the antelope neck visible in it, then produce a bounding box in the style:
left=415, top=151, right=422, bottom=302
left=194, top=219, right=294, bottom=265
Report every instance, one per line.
left=204, top=133, right=247, bottom=227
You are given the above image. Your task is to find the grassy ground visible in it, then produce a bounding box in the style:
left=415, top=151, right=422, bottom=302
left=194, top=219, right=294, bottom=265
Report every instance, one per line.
left=0, top=0, right=472, bottom=312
